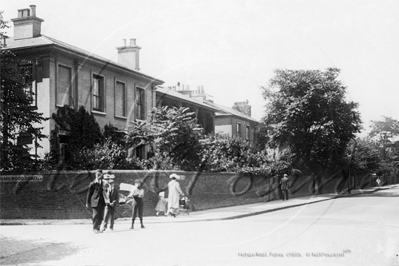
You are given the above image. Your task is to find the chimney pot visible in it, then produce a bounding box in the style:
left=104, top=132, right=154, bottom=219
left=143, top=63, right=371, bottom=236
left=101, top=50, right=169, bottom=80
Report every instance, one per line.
left=116, top=37, right=141, bottom=71
left=30, top=5, right=36, bottom=16
left=18, top=8, right=30, bottom=18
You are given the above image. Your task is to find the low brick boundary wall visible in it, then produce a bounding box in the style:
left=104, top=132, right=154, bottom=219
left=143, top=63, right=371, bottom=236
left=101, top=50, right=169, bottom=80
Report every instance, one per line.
left=0, top=170, right=397, bottom=219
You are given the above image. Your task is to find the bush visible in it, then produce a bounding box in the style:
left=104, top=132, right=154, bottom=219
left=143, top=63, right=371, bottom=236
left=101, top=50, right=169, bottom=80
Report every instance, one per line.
left=47, top=105, right=103, bottom=169
left=126, top=106, right=206, bottom=171
left=200, top=135, right=268, bottom=172
left=73, top=138, right=145, bottom=170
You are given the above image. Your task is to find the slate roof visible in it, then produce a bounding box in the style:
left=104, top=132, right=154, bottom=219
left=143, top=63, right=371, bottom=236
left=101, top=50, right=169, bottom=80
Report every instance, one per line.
left=6, top=35, right=163, bottom=84
left=156, top=87, right=220, bottom=112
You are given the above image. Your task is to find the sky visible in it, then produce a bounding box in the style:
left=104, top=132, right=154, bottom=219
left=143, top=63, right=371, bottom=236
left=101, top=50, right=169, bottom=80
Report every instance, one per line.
left=3, top=0, right=399, bottom=135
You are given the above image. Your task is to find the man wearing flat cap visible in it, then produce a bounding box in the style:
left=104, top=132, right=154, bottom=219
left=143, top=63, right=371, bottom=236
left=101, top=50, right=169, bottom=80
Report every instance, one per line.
left=100, top=174, right=119, bottom=232
left=167, top=173, right=185, bottom=217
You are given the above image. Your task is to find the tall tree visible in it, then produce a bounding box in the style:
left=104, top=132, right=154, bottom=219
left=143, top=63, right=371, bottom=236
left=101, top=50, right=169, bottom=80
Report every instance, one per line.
left=261, top=68, right=362, bottom=172
left=151, top=106, right=204, bottom=170
left=368, top=117, right=399, bottom=175
left=369, top=116, right=399, bottom=160
left=126, top=106, right=205, bottom=171
left=1, top=12, right=48, bottom=170
left=0, top=11, right=8, bottom=48
left=346, top=138, right=381, bottom=177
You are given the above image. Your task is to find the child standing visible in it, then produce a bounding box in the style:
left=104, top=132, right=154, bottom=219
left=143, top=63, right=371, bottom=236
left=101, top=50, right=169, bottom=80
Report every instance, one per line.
left=155, top=191, right=168, bottom=216
left=128, top=179, right=145, bottom=229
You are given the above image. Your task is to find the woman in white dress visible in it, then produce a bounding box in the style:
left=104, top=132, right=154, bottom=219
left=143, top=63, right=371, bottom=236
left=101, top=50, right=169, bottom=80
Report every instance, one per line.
left=167, top=173, right=184, bottom=217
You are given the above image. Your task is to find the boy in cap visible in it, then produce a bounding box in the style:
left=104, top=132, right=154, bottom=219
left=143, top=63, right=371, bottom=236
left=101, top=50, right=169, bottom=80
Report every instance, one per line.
left=128, top=179, right=145, bottom=229
left=100, top=174, right=119, bottom=232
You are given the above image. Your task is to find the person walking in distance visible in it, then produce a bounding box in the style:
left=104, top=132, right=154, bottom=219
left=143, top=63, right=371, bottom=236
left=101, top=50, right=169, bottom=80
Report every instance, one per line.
left=129, top=179, right=145, bottom=229
left=167, top=173, right=185, bottom=217
left=86, top=169, right=106, bottom=233
left=100, top=174, right=119, bottom=232
left=280, top=174, right=290, bottom=201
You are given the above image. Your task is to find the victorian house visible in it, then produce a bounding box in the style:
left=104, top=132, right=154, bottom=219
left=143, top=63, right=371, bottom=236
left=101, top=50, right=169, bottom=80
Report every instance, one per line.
left=6, top=5, right=164, bottom=158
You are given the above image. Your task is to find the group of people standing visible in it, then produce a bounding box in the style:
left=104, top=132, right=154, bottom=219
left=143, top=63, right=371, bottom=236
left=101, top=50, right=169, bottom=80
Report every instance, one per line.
left=86, top=170, right=185, bottom=233
left=86, top=169, right=120, bottom=233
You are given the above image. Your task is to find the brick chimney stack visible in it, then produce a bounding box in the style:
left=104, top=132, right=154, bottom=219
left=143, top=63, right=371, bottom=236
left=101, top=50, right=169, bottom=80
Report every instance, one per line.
left=116, top=38, right=141, bottom=71
left=11, top=5, right=44, bottom=40
left=232, top=100, right=252, bottom=117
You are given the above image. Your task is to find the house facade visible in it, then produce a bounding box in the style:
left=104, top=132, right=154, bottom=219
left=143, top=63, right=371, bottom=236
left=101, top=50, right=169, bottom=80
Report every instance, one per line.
left=6, top=5, right=163, bottom=158
left=206, top=101, right=259, bottom=144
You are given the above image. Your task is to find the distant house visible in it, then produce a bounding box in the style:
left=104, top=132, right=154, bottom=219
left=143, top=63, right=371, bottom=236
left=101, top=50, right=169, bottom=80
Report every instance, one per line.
left=159, top=85, right=259, bottom=144
left=205, top=100, right=259, bottom=144
left=5, top=5, right=163, bottom=158
left=156, top=86, right=219, bottom=134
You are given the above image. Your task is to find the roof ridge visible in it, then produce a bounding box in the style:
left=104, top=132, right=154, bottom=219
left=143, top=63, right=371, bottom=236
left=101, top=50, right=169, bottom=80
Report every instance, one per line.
left=156, top=87, right=220, bottom=111
left=206, top=101, right=259, bottom=122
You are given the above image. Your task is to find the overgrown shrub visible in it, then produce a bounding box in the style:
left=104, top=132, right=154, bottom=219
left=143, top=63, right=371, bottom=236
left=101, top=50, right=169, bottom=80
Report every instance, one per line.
left=126, top=106, right=206, bottom=171
left=42, top=105, right=296, bottom=175
left=104, top=123, right=126, bottom=145
left=153, top=106, right=204, bottom=171
left=200, top=135, right=268, bottom=172
left=47, top=105, right=103, bottom=169
left=73, top=138, right=145, bottom=170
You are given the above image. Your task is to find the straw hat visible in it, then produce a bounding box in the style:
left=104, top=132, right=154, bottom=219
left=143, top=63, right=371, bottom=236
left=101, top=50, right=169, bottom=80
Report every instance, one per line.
left=169, top=173, right=181, bottom=180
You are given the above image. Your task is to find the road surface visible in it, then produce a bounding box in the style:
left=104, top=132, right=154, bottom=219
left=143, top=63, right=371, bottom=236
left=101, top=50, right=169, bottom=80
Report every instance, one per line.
left=1, top=187, right=398, bottom=266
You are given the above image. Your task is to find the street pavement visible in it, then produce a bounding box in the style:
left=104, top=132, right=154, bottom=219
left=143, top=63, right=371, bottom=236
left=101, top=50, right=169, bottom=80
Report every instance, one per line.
left=1, top=185, right=396, bottom=226
left=1, top=184, right=398, bottom=266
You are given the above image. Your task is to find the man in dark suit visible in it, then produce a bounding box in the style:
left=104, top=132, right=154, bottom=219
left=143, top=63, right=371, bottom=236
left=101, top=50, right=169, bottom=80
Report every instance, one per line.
left=100, top=174, right=119, bottom=232
left=86, top=169, right=105, bottom=233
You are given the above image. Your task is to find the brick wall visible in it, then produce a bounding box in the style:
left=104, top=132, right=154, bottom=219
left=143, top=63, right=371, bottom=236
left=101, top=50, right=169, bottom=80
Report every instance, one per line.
left=0, top=170, right=397, bottom=219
